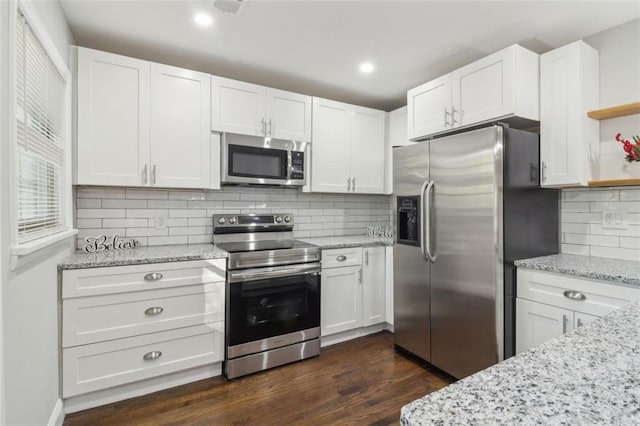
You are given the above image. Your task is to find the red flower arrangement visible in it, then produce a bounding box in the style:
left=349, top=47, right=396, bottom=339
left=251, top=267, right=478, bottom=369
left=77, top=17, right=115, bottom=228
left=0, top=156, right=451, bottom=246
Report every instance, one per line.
left=615, top=133, right=640, bottom=162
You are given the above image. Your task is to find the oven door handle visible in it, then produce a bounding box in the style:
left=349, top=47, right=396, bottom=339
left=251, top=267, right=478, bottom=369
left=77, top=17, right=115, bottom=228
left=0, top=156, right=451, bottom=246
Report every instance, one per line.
left=228, top=263, right=322, bottom=283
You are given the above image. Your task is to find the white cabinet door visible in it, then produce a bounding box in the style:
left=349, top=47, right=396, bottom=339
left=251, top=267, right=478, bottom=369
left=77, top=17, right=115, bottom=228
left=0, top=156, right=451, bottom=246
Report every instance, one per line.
left=451, top=47, right=514, bottom=127
left=349, top=106, right=386, bottom=194
left=407, top=74, right=451, bottom=140
left=388, top=106, right=414, bottom=147
left=540, top=41, right=599, bottom=187
left=211, top=76, right=265, bottom=136
left=266, top=88, right=311, bottom=142
left=311, top=97, right=350, bottom=193
left=150, top=64, right=211, bottom=188
left=321, top=265, right=363, bottom=336
left=516, top=298, right=573, bottom=354
left=385, top=246, right=394, bottom=325
left=76, top=47, right=150, bottom=186
left=362, top=247, right=386, bottom=327
left=574, top=311, right=599, bottom=329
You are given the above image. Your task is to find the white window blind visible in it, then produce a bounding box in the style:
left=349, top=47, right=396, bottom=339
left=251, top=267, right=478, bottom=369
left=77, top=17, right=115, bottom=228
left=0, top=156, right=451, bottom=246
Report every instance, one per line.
left=15, top=11, right=67, bottom=244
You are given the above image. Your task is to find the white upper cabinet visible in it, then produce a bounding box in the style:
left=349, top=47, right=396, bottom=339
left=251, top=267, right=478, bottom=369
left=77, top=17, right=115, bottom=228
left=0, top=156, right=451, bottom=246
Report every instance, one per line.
left=77, top=48, right=150, bottom=186
left=407, top=75, right=452, bottom=139
left=540, top=40, right=599, bottom=187
left=76, top=47, right=214, bottom=189
left=407, top=45, right=539, bottom=140
left=211, top=76, right=311, bottom=142
left=388, top=106, right=414, bottom=147
left=311, top=97, right=386, bottom=194
left=150, top=64, right=211, bottom=188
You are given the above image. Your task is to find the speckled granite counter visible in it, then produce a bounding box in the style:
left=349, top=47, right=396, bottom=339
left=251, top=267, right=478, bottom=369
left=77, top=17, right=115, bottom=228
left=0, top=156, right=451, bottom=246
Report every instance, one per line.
left=515, top=253, right=640, bottom=287
left=59, top=244, right=228, bottom=270
left=401, top=302, right=640, bottom=425
left=297, top=235, right=393, bottom=249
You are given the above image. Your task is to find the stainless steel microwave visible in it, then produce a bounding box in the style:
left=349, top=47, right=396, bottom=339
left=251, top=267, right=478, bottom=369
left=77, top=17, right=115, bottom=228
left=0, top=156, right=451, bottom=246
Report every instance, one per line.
left=221, top=133, right=307, bottom=186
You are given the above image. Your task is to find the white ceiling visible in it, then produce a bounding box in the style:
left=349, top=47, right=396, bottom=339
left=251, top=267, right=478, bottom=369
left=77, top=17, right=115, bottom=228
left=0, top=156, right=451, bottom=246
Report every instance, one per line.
left=59, top=0, right=640, bottom=111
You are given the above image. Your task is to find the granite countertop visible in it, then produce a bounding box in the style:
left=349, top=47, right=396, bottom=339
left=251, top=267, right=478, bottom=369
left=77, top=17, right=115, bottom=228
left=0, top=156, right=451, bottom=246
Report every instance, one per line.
left=515, top=253, right=640, bottom=287
left=298, top=235, right=393, bottom=249
left=58, top=244, right=228, bottom=270
left=401, top=303, right=640, bottom=425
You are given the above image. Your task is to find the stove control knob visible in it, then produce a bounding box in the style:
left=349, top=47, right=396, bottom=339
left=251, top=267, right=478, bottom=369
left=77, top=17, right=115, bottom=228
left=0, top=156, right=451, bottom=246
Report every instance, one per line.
left=217, top=217, right=226, bottom=225
left=284, top=215, right=292, bottom=223
left=275, top=216, right=283, bottom=223
left=229, top=217, right=237, bottom=224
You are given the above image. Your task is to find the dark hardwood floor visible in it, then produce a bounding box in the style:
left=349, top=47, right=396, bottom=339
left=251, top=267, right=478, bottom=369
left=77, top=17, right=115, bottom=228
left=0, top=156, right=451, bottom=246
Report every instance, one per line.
left=64, top=332, right=453, bottom=426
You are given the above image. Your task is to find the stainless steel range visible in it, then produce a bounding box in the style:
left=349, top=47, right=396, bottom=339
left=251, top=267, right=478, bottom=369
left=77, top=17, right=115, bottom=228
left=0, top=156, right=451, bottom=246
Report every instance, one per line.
left=213, top=213, right=322, bottom=379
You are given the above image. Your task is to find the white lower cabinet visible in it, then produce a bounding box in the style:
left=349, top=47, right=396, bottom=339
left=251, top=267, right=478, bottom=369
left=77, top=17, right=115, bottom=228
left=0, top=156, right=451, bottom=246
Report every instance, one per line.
left=515, top=268, right=640, bottom=354
left=61, top=259, right=226, bottom=403
left=321, top=247, right=387, bottom=338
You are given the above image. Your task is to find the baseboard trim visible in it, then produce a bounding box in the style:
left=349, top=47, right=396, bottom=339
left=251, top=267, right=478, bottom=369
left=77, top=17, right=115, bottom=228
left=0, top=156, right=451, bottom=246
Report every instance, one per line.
left=64, top=362, right=222, bottom=414
left=320, top=323, right=389, bottom=348
left=47, top=399, right=64, bottom=426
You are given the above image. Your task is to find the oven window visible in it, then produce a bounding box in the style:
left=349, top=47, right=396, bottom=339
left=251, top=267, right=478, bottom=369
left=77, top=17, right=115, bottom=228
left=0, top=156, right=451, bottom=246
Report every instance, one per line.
left=227, top=273, right=320, bottom=347
left=228, top=144, right=287, bottom=179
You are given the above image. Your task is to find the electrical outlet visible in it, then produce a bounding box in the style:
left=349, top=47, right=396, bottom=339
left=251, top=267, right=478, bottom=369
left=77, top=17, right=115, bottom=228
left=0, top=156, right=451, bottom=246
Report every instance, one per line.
left=601, top=209, right=627, bottom=230
left=154, top=214, right=167, bottom=230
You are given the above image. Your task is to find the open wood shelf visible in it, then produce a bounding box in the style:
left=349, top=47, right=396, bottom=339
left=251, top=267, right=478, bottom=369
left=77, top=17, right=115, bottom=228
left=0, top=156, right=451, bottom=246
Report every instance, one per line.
left=587, top=102, right=640, bottom=120
left=587, top=178, right=640, bottom=187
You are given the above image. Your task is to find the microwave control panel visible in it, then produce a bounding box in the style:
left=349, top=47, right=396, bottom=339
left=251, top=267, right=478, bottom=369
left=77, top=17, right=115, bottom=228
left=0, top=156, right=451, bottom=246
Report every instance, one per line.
left=291, top=151, right=305, bottom=180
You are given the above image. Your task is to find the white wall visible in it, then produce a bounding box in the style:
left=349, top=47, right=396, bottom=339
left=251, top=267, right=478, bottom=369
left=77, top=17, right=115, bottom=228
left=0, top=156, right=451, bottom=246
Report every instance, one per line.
left=559, top=19, right=640, bottom=260
left=0, top=1, right=74, bottom=425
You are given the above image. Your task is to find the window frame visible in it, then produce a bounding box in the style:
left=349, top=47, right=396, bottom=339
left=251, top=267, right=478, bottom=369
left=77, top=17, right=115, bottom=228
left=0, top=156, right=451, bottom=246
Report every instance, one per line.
left=9, top=0, right=76, bottom=263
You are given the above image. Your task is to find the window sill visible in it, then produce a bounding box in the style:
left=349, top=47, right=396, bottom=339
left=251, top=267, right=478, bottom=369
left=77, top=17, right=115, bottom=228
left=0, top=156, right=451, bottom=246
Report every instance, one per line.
left=11, top=228, right=78, bottom=269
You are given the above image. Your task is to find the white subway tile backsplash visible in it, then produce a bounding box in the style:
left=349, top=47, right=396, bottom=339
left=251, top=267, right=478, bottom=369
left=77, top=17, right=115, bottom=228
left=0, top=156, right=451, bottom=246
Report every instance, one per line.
left=75, top=186, right=392, bottom=247
left=560, top=186, right=640, bottom=260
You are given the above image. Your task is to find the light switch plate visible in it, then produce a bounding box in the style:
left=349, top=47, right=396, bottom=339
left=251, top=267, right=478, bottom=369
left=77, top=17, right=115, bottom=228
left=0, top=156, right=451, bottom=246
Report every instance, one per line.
left=601, top=209, right=627, bottom=229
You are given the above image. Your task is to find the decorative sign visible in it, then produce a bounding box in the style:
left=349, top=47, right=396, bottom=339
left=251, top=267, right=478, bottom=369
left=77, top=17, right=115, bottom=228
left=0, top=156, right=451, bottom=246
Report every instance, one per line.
left=84, top=234, right=140, bottom=253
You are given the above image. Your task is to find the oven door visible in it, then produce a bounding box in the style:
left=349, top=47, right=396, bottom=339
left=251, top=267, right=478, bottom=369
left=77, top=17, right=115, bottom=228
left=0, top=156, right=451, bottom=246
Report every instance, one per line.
left=226, top=263, right=321, bottom=358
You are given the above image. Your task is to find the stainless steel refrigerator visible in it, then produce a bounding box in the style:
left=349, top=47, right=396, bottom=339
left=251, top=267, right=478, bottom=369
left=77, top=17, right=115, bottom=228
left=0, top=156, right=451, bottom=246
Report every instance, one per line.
left=393, top=124, right=558, bottom=379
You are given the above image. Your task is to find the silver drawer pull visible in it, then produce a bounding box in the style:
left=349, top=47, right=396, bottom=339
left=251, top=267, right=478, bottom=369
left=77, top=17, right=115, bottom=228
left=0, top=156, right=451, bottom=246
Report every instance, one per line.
left=336, top=255, right=347, bottom=262
left=563, top=290, right=586, bottom=301
left=144, top=307, right=164, bottom=316
left=143, top=351, right=162, bottom=361
left=144, top=273, right=163, bottom=281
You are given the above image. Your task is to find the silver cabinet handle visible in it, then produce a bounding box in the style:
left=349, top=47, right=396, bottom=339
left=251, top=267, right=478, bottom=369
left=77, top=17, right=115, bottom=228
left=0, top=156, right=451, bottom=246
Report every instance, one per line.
left=444, top=108, right=450, bottom=127
left=144, top=307, right=164, bottom=316
left=347, top=177, right=351, bottom=192
left=577, top=318, right=584, bottom=328
left=143, top=351, right=162, bottom=361
left=451, top=106, right=458, bottom=125
left=424, top=180, right=437, bottom=263
left=352, top=177, right=356, bottom=192
left=562, top=314, right=568, bottom=333
left=365, top=250, right=369, bottom=265
left=268, top=119, right=273, bottom=136
left=358, top=268, right=362, bottom=283
left=260, top=117, right=266, bottom=135
left=541, top=161, right=547, bottom=183
left=151, top=164, right=156, bottom=185
left=142, top=164, right=148, bottom=184
left=336, top=255, right=347, bottom=262
left=144, top=272, right=163, bottom=281
left=563, top=290, right=586, bottom=301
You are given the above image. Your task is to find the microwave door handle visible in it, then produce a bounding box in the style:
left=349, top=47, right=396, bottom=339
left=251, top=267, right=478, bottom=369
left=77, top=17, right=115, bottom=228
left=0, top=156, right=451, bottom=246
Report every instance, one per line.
left=287, top=151, right=292, bottom=180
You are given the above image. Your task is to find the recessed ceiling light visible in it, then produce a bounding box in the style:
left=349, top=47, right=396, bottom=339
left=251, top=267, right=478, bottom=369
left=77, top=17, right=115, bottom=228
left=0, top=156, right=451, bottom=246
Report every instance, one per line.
left=359, top=62, right=375, bottom=74
left=194, top=13, right=213, bottom=27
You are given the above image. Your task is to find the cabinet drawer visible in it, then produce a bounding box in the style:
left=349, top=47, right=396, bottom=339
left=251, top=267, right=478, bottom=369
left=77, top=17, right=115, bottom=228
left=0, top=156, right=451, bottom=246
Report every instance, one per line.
left=62, top=259, right=226, bottom=298
left=517, top=269, right=640, bottom=317
left=62, top=322, right=223, bottom=398
left=63, top=282, right=224, bottom=347
left=322, top=247, right=363, bottom=269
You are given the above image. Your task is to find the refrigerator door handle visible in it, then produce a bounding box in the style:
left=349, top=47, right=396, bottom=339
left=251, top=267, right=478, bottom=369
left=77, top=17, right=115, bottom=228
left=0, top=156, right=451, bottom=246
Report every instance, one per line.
left=424, top=181, right=437, bottom=263
left=419, top=180, right=430, bottom=262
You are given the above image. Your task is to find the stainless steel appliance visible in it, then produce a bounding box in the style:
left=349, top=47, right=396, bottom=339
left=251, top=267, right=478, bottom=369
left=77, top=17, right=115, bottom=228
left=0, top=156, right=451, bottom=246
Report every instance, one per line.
left=393, top=124, right=559, bottom=379
left=213, top=213, right=321, bottom=379
left=221, top=133, right=307, bottom=186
